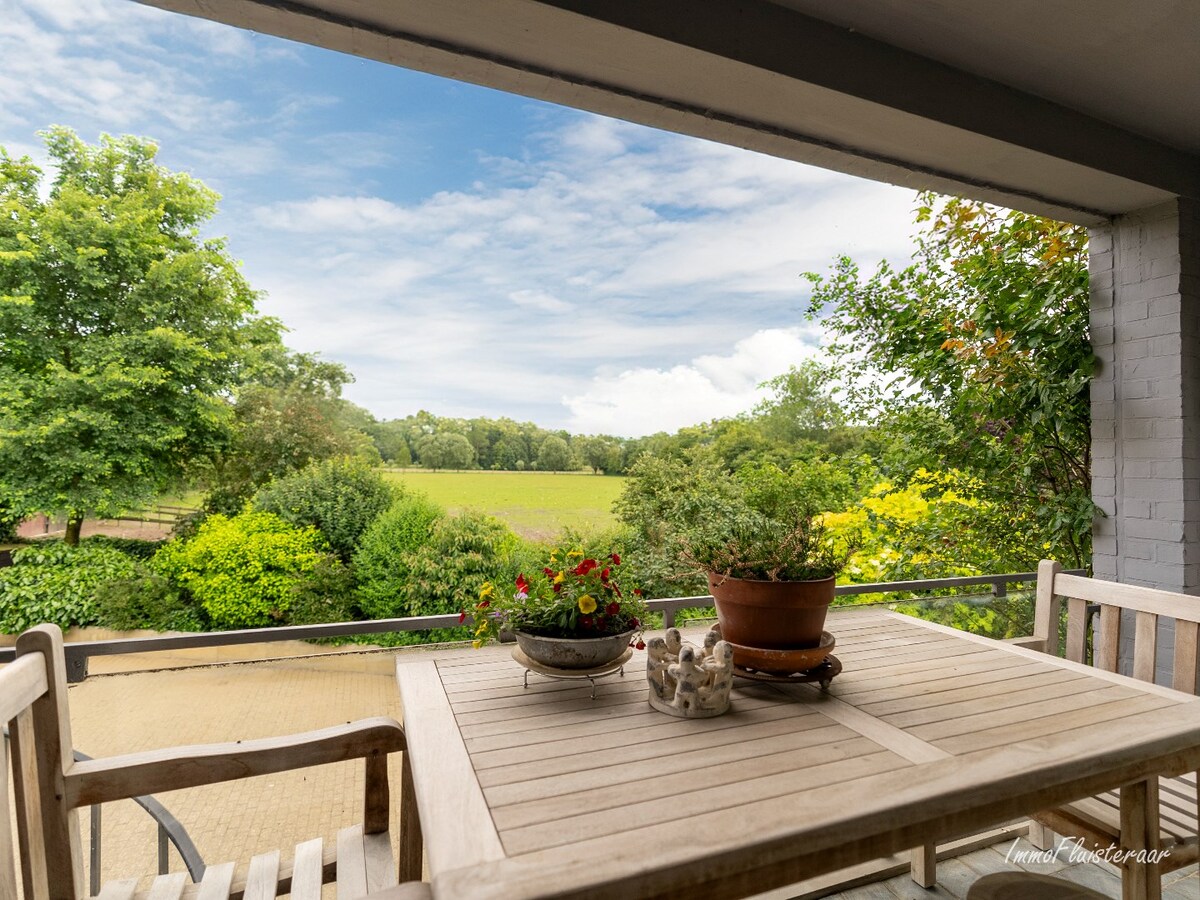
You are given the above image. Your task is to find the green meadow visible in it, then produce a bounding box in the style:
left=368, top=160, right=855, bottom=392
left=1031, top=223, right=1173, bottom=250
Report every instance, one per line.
left=382, top=469, right=627, bottom=541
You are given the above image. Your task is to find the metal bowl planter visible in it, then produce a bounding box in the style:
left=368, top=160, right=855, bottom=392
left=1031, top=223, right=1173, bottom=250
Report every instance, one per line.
left=513, top=629, right=636, bottom=670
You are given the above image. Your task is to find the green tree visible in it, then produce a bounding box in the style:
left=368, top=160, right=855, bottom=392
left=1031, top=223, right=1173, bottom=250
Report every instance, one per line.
left=753, top=360, right=844, bottom=444
left=0, top=128, right=269, bottom=543
left=203, top=352, right=364, bottom=513
left=537, top=435, right=574, bottom=472
left=418, top=432, right=476, bottom=470
left=578, top=435, right=623, bottom=474
left=806, top=192, right=1093, bottom=566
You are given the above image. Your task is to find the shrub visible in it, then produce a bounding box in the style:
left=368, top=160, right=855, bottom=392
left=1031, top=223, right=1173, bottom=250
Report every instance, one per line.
left=288, top=557, right=360, bottom=625
left=357, top=508, right=518, bottom=620
left=354, top=494, right=445, bottom=619
left=252, top=457, right=398, bottom=561
left=94, top=575, right=206, bottom=632
left=83, top=535, right=163, bottom=560
left=0, top=499, right=23, bottom=543
left=0, top=542, right=140, bottom=633
left=153, top=512, right=332, bottom=629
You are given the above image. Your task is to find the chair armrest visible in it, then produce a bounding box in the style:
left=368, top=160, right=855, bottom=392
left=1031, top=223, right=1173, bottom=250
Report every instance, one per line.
left=65, top=716, right=405, bottom=808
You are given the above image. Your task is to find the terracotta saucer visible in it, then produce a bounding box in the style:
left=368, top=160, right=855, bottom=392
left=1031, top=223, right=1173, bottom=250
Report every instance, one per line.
left=723, top=630, right=835, bottom=674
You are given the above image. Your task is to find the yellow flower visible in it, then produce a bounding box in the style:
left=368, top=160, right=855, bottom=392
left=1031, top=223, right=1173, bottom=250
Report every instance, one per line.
left=577, top=595, right=597, bottom=614
left=567, top=549, right=584, bottom=559
left=471, top=640, right=483, bottom=649
left=553, top=571, right=564, bottom=585
left=479, top=583, right=495, bottom=600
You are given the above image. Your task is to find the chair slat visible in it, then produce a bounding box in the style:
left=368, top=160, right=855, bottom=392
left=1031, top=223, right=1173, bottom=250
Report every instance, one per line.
left=337, top=824, right=368, bottom=900
left=242, top=850, right=280, bottom=900
left=1133, top=611, right=1158, bottom=682
left=0, top=735, right=17, bottom=900
left=147, top=872, right=187, bottom=900
left=1172, top=619, right=1200, bottom=694
left=1095, top=604, right=1121, bottom=672
left=1065, top=597, right=1088, bottom=663
left=364, top=832, right=398, bottom=895
left=94, top=877, right=139, bottom=900
left=195, top=861, right=235, bottom=900
left=398, top=751, right=423, bottom=883
left=289, top=838, right=324, bottom=900
left=10, top=706, right=47, bottom=900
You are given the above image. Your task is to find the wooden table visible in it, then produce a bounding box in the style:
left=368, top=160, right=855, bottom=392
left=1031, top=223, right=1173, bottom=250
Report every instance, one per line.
left=395, top=609, right=1200, bottom=900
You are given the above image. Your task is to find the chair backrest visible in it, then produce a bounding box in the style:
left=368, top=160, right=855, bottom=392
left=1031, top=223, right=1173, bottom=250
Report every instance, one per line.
left=1034, top=559, right=1200, bottom=693
left=2, top=624, right=84, bottom=900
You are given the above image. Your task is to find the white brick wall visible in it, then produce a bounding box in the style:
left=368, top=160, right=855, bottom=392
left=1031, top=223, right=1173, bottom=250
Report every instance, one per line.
left=1089, top=197, right=1200, bottom=688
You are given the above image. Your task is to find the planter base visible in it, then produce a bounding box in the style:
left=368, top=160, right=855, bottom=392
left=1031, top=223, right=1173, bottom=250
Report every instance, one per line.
left=733, top=655, right=842, bottom=691
left=512, top=647, right=630, bottom=700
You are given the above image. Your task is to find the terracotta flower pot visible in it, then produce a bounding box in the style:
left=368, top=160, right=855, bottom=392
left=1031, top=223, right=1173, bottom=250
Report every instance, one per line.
left=707, top=572, right=835, bottom=650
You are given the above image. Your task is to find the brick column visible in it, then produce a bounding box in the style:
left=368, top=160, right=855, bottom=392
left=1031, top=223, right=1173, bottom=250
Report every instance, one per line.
left=1089, top=198, right=1200, bottom=685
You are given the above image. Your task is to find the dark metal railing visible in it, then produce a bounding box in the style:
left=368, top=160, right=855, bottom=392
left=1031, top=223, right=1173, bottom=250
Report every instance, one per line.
left=0, top=570, right=1076, bottom=682
left=75, top=748, right=206, bottom=893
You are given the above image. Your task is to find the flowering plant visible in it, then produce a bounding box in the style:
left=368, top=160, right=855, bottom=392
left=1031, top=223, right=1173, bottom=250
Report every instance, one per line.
left=463, top=548, right=648, bottom=648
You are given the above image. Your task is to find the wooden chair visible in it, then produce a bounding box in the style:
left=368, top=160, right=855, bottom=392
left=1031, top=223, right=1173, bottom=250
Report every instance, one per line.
left=2, top=624, right=428, bottom=900
left=1021, top=561, right=1199, bottom=897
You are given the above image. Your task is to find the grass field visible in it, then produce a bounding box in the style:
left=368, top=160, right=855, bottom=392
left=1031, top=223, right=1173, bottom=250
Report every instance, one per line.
left=382, top=469, right=627, bottom=540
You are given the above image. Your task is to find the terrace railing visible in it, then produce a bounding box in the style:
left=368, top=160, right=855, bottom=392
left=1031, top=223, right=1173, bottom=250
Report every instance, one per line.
left=0, top=569, right=1080, bottom=682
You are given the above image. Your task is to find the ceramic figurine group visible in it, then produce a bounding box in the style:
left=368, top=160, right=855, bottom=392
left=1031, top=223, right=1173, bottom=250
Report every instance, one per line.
left=646, top=626, right=734, bottom=718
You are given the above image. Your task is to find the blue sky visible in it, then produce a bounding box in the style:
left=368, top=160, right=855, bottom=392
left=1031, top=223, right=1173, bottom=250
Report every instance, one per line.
left=2, top=0, right=920, bottom=436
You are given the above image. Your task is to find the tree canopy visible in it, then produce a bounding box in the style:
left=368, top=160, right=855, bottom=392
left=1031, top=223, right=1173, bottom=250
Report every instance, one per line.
left=0, top=128, right=270, bottom=542
left=806, top=192, right=1092, bottom=565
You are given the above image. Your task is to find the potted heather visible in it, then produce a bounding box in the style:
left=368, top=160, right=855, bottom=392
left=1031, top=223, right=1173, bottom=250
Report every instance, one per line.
left=684, top=505, right=856, bottom=653
left=463, top=547, right=648, bottom=669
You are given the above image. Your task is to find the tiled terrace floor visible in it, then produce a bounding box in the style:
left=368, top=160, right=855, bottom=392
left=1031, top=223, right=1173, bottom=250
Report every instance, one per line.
left=63, top=641, right=1200, bottom=899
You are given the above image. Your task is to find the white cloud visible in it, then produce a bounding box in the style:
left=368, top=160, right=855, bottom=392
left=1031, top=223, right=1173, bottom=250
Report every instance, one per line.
left=563, top=328, right=825, bottom=437
left=5, top=2, right=924, bottom=433
left=239, top=116, right=916, bottom=427
left=509, top=289, right=572, bottom=313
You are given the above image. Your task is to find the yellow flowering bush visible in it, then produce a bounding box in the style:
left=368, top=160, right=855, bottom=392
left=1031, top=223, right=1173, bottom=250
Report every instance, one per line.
left=463, top=547, right=648, bottom=648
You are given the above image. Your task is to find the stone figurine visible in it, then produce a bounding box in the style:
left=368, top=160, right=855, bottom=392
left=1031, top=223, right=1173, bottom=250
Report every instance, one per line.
left=647, top=626, right=734, bottom=718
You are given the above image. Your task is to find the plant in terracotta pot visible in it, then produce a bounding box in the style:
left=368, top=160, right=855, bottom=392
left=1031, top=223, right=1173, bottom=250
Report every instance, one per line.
left=683, top=504, right=857, bottom=654
left=463, top=547, right=649, bottom=669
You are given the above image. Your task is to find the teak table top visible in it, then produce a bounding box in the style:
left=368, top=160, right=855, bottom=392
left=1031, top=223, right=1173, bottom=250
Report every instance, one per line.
left=394, top=609, right=1200, bottom=900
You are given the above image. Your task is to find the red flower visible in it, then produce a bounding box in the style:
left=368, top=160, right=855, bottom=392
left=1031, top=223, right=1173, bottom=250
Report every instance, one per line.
left=515, top=573, right=529, bottom=593
left=580, top=615, right=594, bottom=629
left=458, top=611, right=467, bottom=624
left=630, top=617, right=640, bottom=628
left=600, top=566, right=611, bottom=582
left=606, top=602, right=620, bottom=616
left=573, top=558, right=599, bottom=576
left=635, top=640, right=646, bottom=650
left=542, top=567, right=555, bottom=577
left=478, top=599, right=491, bottom=609
left=633, top=588, right=643, bottom=596
left=553, top=583, right=562, bottom=593
left=609, top=553, right=621, bottom=565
